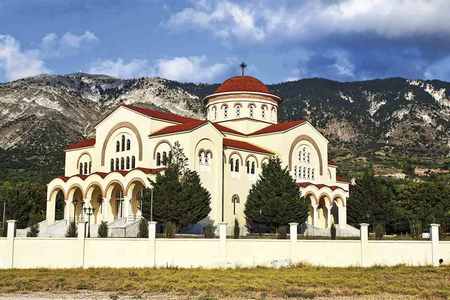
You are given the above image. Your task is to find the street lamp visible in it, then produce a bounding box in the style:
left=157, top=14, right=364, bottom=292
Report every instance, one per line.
left=83, top=206, right=95, bottom=238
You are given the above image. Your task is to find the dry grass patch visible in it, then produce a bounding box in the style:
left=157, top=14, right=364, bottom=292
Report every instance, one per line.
left=0, top=265, right=448, bottom=299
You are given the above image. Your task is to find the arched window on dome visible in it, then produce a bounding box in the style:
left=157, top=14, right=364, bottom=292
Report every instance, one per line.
left=235, top=104, right=241, bottom=118
left=126, top=139, right=131, bottom=151
left=116, top=141, right=120, bottom=152
left=248, top=104, right=255, bottom=118
left=222, top=104, right=229, bottom=118
left=211, top=106, right=217, bottom=120
left=126, top=156, right=130, bottom=169
left=110, top=159, right=114, bottom=172
left=156, top=153, right=161, bottom=166
left=121, top=135, right=125, bottom=152
left=131, top=156, right=136, bottom=169
left=120, top=157, right=125, bottom=170
left=115, top=158, right=119, bottom=170
left=271, top=106, right=277, bottom=121
left=261, top=105, right=267, bottom=119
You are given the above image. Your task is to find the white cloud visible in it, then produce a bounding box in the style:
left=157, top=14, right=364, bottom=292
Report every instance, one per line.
left=41, top=31, right=98, bottom=57
left=88, top=58, right=152, bottom=78
left=167, top=0, right=450, bottom=43
left=0, top=35, right=49, bottom=81
left=88, top=55, right=232, bottom=82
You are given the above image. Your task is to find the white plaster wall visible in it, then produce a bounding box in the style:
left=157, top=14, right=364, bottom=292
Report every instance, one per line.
left=0, top=239, right=8, bottom=268
left=12, top=238, right=81, bottom=268
left=226, top=240, right=291, bottom=267
left=84, top=238, right=154, bottom=268
left=366, top=241, right=432, bottom=266
left=293, top=240, right=361, bottom=267
left=155, top=239, right=222, bottom=268
left=438, top=241, right=450, bottom=265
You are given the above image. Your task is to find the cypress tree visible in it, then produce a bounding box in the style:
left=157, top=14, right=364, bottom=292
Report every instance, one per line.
left=244, top=157, right=308, bottom=233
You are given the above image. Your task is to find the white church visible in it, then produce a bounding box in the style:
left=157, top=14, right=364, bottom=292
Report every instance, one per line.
left=44, top=73, right=358, bottom=237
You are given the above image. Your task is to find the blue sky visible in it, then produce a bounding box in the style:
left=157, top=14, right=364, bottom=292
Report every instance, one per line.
left=1, top=0, right=450, bottom=83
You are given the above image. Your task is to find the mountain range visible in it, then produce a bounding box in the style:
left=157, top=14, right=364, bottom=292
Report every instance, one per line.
left=0, top=73, right=449, bottom=182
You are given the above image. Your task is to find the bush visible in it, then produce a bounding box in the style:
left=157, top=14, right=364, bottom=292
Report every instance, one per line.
left=277, top=226, right=288, bottom=239
left=65, top=221, right=78, bottom=238
left=233, top=219, right=240, bottom=239
left=330, top=223, right=336, bottom=240
left=97, top=221, right=108, bottom=238
left=203, top=223, right=216, bottom=238
left=0, top=225, right=6, bottom=237
left=137, top=218, right=148, bottom=238
left=27, top=224, right=39, bottom=237
left=164, top=222, right=176, bottom=238
left=374, top=223, right=385, bottom=240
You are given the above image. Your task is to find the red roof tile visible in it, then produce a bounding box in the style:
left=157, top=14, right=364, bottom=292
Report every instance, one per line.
left=336, top=176, right=349, bottom=183
left=66, top=138, right=96, bottom=150
left=57, top=168, right=164, bottom=182
left=150, top=120, right=207, bottom=136
left=216, top=76, right=271, bottom=94
left=123, top=104, right=200, bottom=124
left=223, top=138, right=273, bottom=154
left=297, top=182, right=348, bottom=192
left=249, top=120, right=305, bottom=135
left=212, top=123, right=245, bottom=135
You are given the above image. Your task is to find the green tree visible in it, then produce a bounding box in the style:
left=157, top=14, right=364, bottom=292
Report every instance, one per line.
left=137, top=218, right=148, bottom=238
left=97, top=221, right=108, bottom=238
left=65, top=221, right=78, bottom=237
left=347, top=167, right=396, bottom=231
left=150, top=141, right=211, bottom=232
left=244, top=157, right=308, bottom=233
left=27, top=223, right=39, bottom=237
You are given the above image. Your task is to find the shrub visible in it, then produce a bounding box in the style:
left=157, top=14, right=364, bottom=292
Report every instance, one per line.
left=277, top=226, right=288, bottom=239
left=233, top=219, right=240, bottom=239
left=27, top=224, right=39, bottom=237
left=374, top=223, right=385, bottom=240
left=330, top=223, right=336, bottom=240
left=65, top=221, right=78, bottom=238
left=137, top=218, right=148, bottom=238
left=164, top=222, right=176, bottom=238
left=97, top=221, right=108, bottom=238
left=203, top=223, right=216, bottom=238
left=0, top=225, right=6, bottom=237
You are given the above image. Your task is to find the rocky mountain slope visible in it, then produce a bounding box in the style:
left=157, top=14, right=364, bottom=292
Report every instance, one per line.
left=0, top=73, right=449, bottom=181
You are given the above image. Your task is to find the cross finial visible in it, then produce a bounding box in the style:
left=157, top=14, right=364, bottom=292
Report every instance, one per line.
left=240, top=62, right=247, bottom=76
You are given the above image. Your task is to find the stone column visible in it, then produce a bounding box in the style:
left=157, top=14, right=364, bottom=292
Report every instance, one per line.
left=6, top=220, right=16, bottom=269
left=312, top=205, right=318, bottom=227
left=326, top=205, right=332, bottom=228
left=430, top=224, right=440, bottom=267
left=360, top=223, right=369, bottom=267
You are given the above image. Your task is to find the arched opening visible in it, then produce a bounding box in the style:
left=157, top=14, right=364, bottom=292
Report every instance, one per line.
left=86, top=185, right=103, bottom=225
left=128, top=180, right=146, bottom=221
left=331, top=200, right=339, bottom=225
left=67, top=186, right=84, bottom=224
left=107, top=183, right=125, bottom=221
left=317, top=196, right=330, bottom=229
left=54, top=189, right=65, bottom=221
left=305, top=194, right=316, bottom=226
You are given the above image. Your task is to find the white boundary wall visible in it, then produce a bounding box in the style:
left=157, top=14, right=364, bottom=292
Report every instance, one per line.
left=0, top=222, right=448, bottom=269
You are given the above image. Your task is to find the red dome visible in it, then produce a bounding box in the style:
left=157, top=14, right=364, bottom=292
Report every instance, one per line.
left=215, top=76, right=271, bottom=94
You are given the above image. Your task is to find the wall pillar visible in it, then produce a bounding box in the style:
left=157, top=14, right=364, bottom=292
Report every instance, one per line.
left=6, top=220, right=16, bottom=269
left=148, top=221, right=157, bottom=267
left=360, top=223, right=369, bottom=267
left=78, top=221, right=87, bottom=268
left=218, top=223, right=227, bottom=266
left=430, top=224, right=440, bottom=267
left=289, top=222, right=298, bottom=264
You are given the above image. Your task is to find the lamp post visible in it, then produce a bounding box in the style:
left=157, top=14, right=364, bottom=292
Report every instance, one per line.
left=83, top=206, right=95, bottom=238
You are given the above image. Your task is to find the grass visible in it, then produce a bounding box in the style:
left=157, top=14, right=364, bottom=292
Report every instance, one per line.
left=0, top=265, right=449, bottom=299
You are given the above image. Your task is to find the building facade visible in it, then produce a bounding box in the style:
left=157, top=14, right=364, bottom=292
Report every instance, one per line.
left=45, top=75, right=355, bottom=236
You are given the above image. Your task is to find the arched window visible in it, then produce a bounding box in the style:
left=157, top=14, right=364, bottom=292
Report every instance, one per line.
left=127, top=139, right=131, bottom=151
left=83, top=162, right=88, bottom=175
left=79, top=163, right=83, bottom=175
left=235, top=104, right=241, bottom=117
left=261, top=105, right=267, bottom=119
left=223, top=104, right=228, bottom=118
left=131, top=156, right=136, bottom=169
left=110, top=159, right=114, bottom=172
left=249, top=104, right=255, bottom=118
left=296, top=145, right=315, bottom=181
left=121, top=135, right=125, bottom=152
left=115, top=158, right=119, bottom=170
left=251, top=162, right=255, bottom=174
left=232, top=194, right=240, bottom=215
left=162, top=151, right=167, bottom=166
left=199, top=150, right=204, bottom=165
left=235, top=159, right=239, bottom=172
left=205, top=151, right=211, bottom=166
left=246, top=161, right=250, bottom=174
left=116, top=141, right=120, bottom=152
left=126, top=157, right=130, bottom=169
left=156, top=153, right=161, bottom=166
left=120, top=157, right=125, bottom=170
left=230, top=158, right=234, bottom=172
left=89, top=162, right=92, bottom=174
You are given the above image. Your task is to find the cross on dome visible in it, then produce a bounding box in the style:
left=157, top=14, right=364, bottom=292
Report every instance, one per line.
left=240, top=62, right=247, bottom=76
